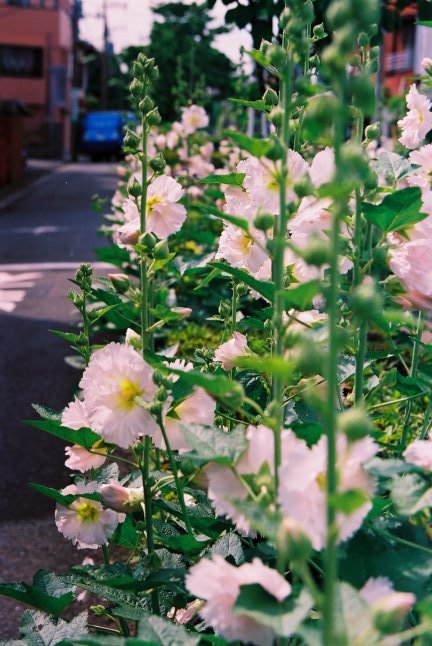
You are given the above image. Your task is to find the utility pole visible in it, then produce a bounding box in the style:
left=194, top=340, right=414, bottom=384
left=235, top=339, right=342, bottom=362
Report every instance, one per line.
left=100, top=0, right=108, bottom=109
left=71, top=0, right=82, bottom=161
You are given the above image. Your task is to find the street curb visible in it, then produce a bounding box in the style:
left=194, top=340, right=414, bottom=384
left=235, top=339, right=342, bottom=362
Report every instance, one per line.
left=0, top=162, right=65, bottom=211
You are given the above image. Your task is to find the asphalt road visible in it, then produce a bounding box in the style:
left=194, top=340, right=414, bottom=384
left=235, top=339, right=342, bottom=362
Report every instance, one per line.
left=0, top=162, right=118, bottom=520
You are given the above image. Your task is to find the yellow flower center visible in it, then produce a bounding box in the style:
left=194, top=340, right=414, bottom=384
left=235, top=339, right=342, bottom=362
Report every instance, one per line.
left=316, top=472, right=326, bottom=491
left=76, top=501, right=100, bottom=523
left=239, top=232, right=252, bottom=253
left=146, top=196, right=161, bottom=212
left=118, top=378, right=141, bottom=410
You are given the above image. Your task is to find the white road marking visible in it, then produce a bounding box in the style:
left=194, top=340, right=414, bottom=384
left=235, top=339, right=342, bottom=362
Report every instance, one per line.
left=0, top=272, right=42, bottom=312
left=0, top=262, right=115, bottom=271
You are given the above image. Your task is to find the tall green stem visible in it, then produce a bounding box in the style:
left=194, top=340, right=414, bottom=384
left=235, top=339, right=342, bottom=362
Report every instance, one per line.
left=400, top=310, right=425, bottom=449
left=323, top=76, right=346, bottom=646
left=156, top=413, right=193, bottom=535
left=272, top=52, right=293, bottom=492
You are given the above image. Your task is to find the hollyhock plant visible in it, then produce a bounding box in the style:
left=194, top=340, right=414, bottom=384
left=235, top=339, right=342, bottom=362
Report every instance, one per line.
left=398, top=84, right=432, bottom=150
left=55, top=481, right=124, bottom=549
left=64, top=444, right=107, bottom=473
left=181, top=104, right=209, bottom=135
left=186, top=555, right=291, bottom=645
left=77, top=342, right=158, bottom=449
left=214, top=331, right=250, bottom=370
left=99, top=482, right=144, bottom=512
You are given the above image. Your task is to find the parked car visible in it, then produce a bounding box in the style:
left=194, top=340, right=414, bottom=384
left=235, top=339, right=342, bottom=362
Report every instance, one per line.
left=80, top=111, right=135, bottom=160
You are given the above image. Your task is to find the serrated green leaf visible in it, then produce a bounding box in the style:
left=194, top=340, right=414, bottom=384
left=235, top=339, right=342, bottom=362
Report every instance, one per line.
left=197, top=172, right=245, bottom=187
left=363, top=187, right=427, bottom=232
left=206, top=532, right=244, bottom=565
left=29, top=483, right=101, bottom=507
left=373, top=151, right=412, bottom=181
left=222, top=130, right=272, bottom=158
left=391, top=473, right=432, bottom=516
left=19, top=609, right=88, bottom=645
left=229, top=97, right=271, bottom=112
left=233, top=585, right=313, bottom=637
left=180, top=424, right=247, bottom=465
left=235, top=355, right=294, bottom=381
left=136, top=613, right=200, bottom=645
left=284, top=281, right=321, bottom=310
left=24, top=419, right=100, bottom=450
left=210, top=261, right=274, bottom=301
left=0, top=571, right=75, bottom=616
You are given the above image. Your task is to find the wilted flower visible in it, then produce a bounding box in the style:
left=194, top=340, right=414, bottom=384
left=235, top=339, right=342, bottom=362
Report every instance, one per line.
left=55, top=481, right=123, bottom=549
left=398, top=85, right=432, bottom=150
left=278, top=433, right=378, bottom=551
left=64, top=444, right=107, bottom=473
left=181, top=104, right=209, bottom=135
left=214, top=332, right=249, bottom=371
left=78, top=342, right=158, bottom=449
left=186, top=555, right=291, bottom=646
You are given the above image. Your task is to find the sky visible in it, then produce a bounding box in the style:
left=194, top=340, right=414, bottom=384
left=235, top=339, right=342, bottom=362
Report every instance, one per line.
left=79, top=0, right=252, bottom=64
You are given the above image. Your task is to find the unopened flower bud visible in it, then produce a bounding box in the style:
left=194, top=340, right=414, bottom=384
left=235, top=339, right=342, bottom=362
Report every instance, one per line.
left=300, top=236, right=331, bottom=267
left=365, top=122, right=380, bottom=142
left=300, top=0, right=314, bottom=23
left=277, top=518, right=312, bottom=564
left=268, top=44, right=286, bottom=69
left=172, top=307, right=192, bottom=319
left=91, top=605, right=106, bottom=616
left=100, top=482, right=144, bottom=512
left=139, top=96, right=154, bottom=114
left=124, top=131, right=139, bottom=148
left=279, top=7, right=291, bottom=29
left=263, top=88, right=279, bottom=107
left=139, top=231, right=157, bottom=249
left=337, top=407, right=372, bottom=441
left=108, top=273, right=130, bottom=294
left=153, top=239, right=169, bottom=259
left=266, top=137, right=284, bottom=161
left=351, top=278, right=382, bottom=321
left=128, top=177, right=141, bottom=198
left=357, top=32, right=369, bottom=48
left=180, top=458, right=195, bottom=476
left=422, top=57, right=432, bottom=74
left=137, top=52, right=148, bottom=65
left=149, top=153, right=166, bottom=173
left=260, top=39, right=272, bottom=55
left=268, top=107, right=284, bottom=127
left=372, top=593, right=416, bottom=634
left=339, top=141, right=369, bottom=181
left=293, top=341, right=324, bottom=376
left=293, top=175, right=314, bottom=198
left=129, top=78, right=143, bottom=98
left=309, top=53, right=320, bottom=68
left=146, top=108, right=161, bottom=126
left=366, top=58, right=380, bottom=74
left=254, top=213, right=276, bottom=231
left=312, top=23, right=327, bottom=41
left=132, top=61, right=144, bottom=78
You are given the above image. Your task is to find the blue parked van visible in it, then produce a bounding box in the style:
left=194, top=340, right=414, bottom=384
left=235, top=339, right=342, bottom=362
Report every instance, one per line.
left=81, top=111, right=135, bottom=160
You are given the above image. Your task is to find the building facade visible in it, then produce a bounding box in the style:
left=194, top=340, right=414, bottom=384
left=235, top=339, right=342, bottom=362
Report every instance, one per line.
left=0, top=0, right=74, bottom=158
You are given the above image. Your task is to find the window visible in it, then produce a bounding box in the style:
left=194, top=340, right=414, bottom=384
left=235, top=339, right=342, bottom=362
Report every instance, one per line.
left=0, top=45, right=43, bottom=77
left=6, top=0, right=31, bottom=6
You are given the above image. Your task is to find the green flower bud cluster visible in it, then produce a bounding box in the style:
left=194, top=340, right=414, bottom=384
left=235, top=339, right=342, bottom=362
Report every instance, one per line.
left=75, top=263, right=92, bottom=294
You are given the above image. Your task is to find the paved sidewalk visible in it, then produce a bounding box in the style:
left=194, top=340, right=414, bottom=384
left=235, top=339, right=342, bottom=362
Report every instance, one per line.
left=0, top=159, right=63, bottom=211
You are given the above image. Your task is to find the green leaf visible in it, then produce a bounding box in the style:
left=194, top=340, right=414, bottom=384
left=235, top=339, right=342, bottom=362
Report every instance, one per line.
left=391, top=472, right=432, bottom=516
left=210, top=262, right=274, bottom=301
left=180, top=424, right=247, bottom=465
left=89, top=304, right=119, bottom=324
left=416, top=20, right=432, bottom=26
left=197, top=172, right=245, bottom=187
left=0, top=571, right=75, bottom=616
left=157, top=532, right=211, bottom=555
left=230, top=499, right=281, bottom=541
left=49, top=330, right=81, bottom=344
left=330, top=489, right=369, bottom=514
left=235, top=355, right=294, bottom=381
left=206, top=532, right=244, bottom=565
left=60, top=572, right=151, bottom=610
left=19, top=609, right=88, bottom=645
left=233, top=585, right=313, bottom=637
left=24, top=419, right=100, bottom=450
left=229, top=97, right=271, bottom=112
left=29, top=483, right=102, bottom=506
left=373, top=151, right=412, bottom=181
left=109, top=515, right=140, bottom=549
left=169, top=369, right=244, bottom=411
left=136, top=613, right=200, bottom=645
left=284, top=281, right=321, bottom=310
left=362, top=187, right=427, bottom=232
left=222, top=130, right=272, bottom=158
left=31, top=404, right=62, bottom=422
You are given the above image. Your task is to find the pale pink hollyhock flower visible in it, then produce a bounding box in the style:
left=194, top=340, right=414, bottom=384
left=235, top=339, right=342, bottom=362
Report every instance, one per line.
left=216, top=224, right=269, bottom=274
left=239, top=152, right=309, bottom=215
left=64, top=444, right=107, bottom=473
left=207, top=425, right=296, bottom=535
left=181, top=104, right=209, bottom=135
left=278, top=434, right=377, bottom=551
left=186, top=185, right=204, bottom=199
left=78, top=342, right=158, bottom=449
left=100, top=482, right=144, bottom=512
left=155, top=387, right=216, bottom=451
left=172, top=307, right=192, bottom=319
left=214, top=331, right=249, bottom=371
left=309, top=147, right=335, bottom=187
left=166, top=129, right=180, bottom=150
left=403, top=438, right=432, bottom=469
left=409, top=143, right=432, bottom=190
left=167, top=599, right=204, bottom=625
left=389, top=239, right=432, bottom=310
left=155, top=133, right=167, bottom=149
left=187, top=154, right=215, bottom=179
left=55, top=481, right=123, bottom=549
left=360, top=577, right=415, bottom=627
left=200, top=142, right=214, bottom=160
left=146, top=175, right=187, bottom=238
left=398, top=85, right=432, bottom=149
left=77, top=556, right=95, bottom=602
left=61, top=397, right=90, bottom=430
left=223, top=185, right=256, bottom=221
left=186, top=555, right=291, bottom=646
left=422, top=57, right=432, bottom=73
left=118, top=175, right=187, bottom=244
